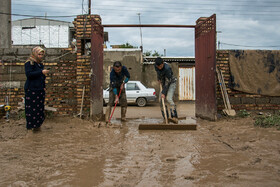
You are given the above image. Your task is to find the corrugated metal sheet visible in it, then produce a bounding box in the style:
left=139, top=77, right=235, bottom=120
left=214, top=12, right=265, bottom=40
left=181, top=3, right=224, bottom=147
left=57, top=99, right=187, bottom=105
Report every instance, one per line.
left=179, top=67, right=195, bottom=100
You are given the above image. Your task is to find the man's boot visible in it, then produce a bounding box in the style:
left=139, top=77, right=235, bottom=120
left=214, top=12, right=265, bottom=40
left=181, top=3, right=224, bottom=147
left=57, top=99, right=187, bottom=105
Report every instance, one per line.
left=121, top=107, right=127, bottom=122
left=173, top=107, right=178, bottom=119
left=105, top=106, right=111, bottom=123
left=169, top=106, right=178, bottom=124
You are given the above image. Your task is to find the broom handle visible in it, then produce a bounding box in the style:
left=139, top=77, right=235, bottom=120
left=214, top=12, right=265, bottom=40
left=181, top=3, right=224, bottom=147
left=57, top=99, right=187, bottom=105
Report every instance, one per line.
left=160, top=84, right=168, bottom=124
left=108, top=85, right=123, bottom=123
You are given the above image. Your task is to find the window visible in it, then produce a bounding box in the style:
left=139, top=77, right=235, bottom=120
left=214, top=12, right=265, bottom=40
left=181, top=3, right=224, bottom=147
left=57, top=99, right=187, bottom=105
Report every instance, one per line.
left=126, top=83, right=140, bottom=91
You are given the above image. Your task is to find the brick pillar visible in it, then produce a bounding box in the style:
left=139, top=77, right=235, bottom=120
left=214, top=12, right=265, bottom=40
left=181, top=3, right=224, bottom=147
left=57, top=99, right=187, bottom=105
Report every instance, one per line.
left=73, top=15, right=102, bottom=119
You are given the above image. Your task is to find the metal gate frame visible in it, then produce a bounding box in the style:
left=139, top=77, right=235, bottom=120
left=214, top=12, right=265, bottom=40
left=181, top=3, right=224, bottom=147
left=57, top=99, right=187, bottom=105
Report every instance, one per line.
left=195, top=14, right=217, bottom=120
left=92, top=14, right=217, bottom=120
left=91, top=18, right=104, bottom=120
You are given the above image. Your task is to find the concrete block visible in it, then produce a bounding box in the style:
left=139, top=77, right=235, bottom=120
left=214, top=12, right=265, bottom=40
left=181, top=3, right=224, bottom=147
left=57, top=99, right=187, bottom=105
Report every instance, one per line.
left=229, top=97, right=241, bottom=105
left=2, top=56, right=18, bottom=62
left=0, top=48, right=4, bottom=56
left=241, top=97, right=255, bottom=104
left=1, top=73, right=26, bottom=81
left=0, top=81, right=21, bottom=88
left=270, top=97, right=280, bottom=104
left=61, top=53, right=77, bottom=61
left=46, top=48, right=62, bottom=56
left=256, top=97, right=270, bottom=105
left=3, top=48, right=18, bottom=55
left=17, top=48, right=32, bottom=56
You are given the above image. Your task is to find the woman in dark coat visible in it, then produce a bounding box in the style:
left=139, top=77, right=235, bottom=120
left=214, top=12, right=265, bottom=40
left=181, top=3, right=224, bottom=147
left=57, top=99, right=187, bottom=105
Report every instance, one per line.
left=24, top=47, right=49, bottom=131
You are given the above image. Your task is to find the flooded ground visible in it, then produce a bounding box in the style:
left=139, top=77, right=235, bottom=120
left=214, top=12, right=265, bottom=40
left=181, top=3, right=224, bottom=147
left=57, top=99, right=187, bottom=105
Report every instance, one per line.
left=0, top=103, right=279, bottom=186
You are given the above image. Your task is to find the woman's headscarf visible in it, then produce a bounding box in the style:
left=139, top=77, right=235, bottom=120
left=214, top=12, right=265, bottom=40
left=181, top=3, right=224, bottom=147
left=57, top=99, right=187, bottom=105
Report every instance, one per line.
left=27, top=46, right=45, bottom=65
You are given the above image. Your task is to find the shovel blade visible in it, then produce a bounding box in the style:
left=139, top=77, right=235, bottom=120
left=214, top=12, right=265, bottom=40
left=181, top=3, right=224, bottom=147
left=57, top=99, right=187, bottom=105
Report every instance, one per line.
left=223, top=109, right=236, bottom=116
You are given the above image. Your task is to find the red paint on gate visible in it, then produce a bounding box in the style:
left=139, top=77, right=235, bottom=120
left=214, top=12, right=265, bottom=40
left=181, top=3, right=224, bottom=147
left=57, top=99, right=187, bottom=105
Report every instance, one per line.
left=91, top=18, right=104, bottom=118
left=195, top=14, right=217, bottom=120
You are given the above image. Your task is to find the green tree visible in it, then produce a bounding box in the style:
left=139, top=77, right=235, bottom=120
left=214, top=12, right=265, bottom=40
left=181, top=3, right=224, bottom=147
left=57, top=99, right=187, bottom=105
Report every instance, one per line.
left=144, top=50, right=163, bottom=57
left=119, top=42, right=137, bottom=48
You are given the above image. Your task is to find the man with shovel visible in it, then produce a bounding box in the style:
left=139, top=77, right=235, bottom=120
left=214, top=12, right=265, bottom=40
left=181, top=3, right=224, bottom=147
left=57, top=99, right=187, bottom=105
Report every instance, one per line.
left=154, top=57, right=178, bottom=123
left=105, top=61, right=130, bottom=123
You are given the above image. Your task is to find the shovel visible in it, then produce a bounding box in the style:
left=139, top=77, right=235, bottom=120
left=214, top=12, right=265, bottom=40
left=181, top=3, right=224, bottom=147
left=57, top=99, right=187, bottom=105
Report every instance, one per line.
left=216, top=67, right=236, bottom=116
left=138, top=83, right=197, bottom=130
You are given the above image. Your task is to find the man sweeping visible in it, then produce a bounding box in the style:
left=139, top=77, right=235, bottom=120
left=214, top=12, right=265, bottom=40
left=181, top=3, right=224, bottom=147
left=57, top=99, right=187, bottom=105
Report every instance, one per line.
left=154, top=57, right=178, bottom=123
left=105, top=61, right=130, bottom=123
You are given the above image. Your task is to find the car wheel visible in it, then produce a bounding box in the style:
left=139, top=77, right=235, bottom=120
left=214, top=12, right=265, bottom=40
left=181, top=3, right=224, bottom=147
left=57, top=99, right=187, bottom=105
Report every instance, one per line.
left=137, top=97, right=147, bottom=107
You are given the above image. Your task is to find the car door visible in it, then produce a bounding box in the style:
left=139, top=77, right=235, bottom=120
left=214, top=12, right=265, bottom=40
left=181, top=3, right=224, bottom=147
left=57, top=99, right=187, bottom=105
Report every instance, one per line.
left=126, top=82, right=141, bottom=103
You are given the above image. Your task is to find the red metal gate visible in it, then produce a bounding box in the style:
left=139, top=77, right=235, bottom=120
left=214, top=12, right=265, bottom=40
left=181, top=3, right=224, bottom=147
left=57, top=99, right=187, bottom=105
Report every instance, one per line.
left=91, top=18, right=104, bottom=120
left=195, top=14, right=217, bottom=120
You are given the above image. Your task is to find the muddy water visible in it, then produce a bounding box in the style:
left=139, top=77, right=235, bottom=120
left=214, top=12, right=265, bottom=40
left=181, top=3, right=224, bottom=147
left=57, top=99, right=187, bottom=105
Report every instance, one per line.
left=0, top=117, right=198, bottom=186
left=1, top=105, right=280, bottom=186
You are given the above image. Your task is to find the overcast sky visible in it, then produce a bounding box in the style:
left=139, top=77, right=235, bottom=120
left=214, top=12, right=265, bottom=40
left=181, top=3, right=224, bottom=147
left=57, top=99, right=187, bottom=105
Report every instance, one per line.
left=11, top=0, right=280, bottom=57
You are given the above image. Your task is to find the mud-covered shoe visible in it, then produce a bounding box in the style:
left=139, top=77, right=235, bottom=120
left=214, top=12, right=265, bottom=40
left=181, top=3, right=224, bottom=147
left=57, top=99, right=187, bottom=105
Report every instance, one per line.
left=169, top=117, right=178, bottom=124
left=121, top=107, right=127, bottom=122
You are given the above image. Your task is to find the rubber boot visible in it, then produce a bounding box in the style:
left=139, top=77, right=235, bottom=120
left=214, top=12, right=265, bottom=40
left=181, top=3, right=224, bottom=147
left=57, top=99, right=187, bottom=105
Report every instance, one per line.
left=121, top=107, right=127, bottom=122
left=170, top=108, right=174, bottom=118
left=169, top=107, right=178, bottom=124
left=173, top=108, right=178, bottom=118
left=105, top=106, right=111, bottom=123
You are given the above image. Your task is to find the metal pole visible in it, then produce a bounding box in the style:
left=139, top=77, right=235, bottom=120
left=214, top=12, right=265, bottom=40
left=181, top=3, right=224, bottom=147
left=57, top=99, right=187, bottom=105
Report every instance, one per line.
left=88, top=0, right=91, bottom=14
left=137, top=13, right=143, bottom=52
left=103, top=24, right=195, bottom=28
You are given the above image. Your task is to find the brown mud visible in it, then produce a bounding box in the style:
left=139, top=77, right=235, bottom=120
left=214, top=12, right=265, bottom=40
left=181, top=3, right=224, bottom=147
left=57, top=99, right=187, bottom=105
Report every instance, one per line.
left=0, top=103, right=279, bottom=186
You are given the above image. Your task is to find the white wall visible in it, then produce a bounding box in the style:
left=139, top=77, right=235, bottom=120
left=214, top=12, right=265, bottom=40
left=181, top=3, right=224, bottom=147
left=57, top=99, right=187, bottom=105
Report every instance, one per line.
left=12, top=25, right=69, bottom=48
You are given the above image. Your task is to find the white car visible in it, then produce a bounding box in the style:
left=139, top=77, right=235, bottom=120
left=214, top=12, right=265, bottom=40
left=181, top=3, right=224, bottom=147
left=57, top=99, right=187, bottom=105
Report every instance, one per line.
left=103, top=81, right=157, bottom=107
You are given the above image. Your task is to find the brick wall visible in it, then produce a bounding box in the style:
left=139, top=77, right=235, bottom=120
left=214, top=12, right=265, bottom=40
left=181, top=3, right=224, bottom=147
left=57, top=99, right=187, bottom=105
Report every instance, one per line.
left=0, top=48, right=77, bottom=115
left=0, top=14, right=102, bottom=117
left=216, top=50, right=280, bottom=112
left=73, top=15, right=102, bottom=117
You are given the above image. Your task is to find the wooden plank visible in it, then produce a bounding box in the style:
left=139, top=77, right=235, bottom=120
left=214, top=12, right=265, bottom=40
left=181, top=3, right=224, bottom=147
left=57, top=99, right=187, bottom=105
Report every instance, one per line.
left=138, top=124, right=197, bottom=130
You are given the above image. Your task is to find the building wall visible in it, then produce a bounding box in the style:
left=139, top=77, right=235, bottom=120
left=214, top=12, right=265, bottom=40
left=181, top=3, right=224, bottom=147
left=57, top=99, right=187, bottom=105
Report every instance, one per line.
left=103, top=49, right=142, bottom=88
left=216, top=50, right=280, bottom=112
left=142, top=62, right=179, bottom=102
left=12, top=18, right=73, bottom=48
left=12, top=25, right=69, bottom=48
left=0, top=0, right=11, bottom=48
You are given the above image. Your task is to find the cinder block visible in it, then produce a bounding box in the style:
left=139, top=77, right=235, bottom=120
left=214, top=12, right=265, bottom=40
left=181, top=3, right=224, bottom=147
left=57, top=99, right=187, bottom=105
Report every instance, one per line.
left=1, top=56, right=18, bottom=62
left=270, top=97, right=280, bottom=104
left=18, top=48, right=32, bottom=56
left=46, top=49, right=62, bottom=56
left=3, top=48, right=18, bottom=55
left=229, top=97, right=241, bottom=105
left=242, top=97, right=255, bottom=104
left=0, top=48, right=4, bottom=56
left=256, top=97, right=270, bottom=105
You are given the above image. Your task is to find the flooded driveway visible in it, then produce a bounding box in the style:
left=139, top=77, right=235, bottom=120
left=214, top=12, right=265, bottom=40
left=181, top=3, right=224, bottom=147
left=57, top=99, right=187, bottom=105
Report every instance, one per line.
left=0, top=103, right=279, bottom=186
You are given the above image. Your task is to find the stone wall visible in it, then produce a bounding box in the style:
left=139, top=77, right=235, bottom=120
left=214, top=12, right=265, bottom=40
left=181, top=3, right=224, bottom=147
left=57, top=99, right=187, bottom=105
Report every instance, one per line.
left=216, top=50, right=280, bottom=112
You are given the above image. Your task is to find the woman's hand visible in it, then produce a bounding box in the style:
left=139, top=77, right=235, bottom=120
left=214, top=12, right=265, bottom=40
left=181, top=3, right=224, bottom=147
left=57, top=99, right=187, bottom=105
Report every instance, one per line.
left=42, top=69, right=49, bottom=75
